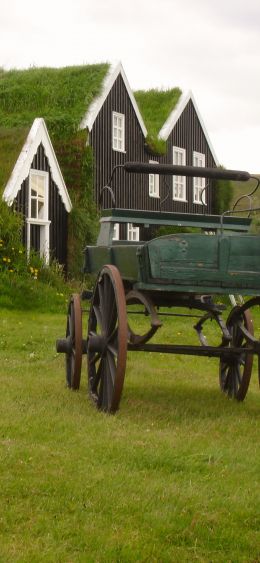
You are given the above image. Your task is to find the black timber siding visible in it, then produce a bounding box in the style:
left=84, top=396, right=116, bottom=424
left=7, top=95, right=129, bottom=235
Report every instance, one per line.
left=160, top=99, right=216, bottom=215
left=90, top=74, right=153, bottom=212
left=14, top=143, right=68, bottom=267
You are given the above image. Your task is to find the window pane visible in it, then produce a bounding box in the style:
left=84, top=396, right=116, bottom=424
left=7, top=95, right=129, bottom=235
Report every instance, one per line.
left=30, top=172, right=46, bottom=219
left=38, top=200, right=44, bottom=219
left=112, top=112, right=125, bottom=152
left=31, top=199, right=37, bottom=218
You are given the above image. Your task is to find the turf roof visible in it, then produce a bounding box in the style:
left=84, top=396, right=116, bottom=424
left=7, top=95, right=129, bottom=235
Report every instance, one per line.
left=134, top=87, right=182, bottom=153
left=0, top=64, right=110, bottom=192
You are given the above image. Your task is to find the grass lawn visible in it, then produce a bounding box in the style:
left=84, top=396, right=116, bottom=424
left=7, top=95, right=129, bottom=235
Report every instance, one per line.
left=0, top=307, right=259, bottom=562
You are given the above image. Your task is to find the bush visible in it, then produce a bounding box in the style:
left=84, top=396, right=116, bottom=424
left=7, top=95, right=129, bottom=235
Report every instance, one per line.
left=0, top=202, right=71, bottom=311
left=212, top=177, right=234, bottom=214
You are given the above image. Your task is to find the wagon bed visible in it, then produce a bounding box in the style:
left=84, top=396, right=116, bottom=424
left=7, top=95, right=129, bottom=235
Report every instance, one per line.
left=84, top=207, right=259, bottom=295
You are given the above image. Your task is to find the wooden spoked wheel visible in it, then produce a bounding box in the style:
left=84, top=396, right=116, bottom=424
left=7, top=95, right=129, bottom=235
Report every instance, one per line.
left=219, top=307, right=253, bottom=401
left=65, top=294, right=82, bottom=390
left=87, top=265, right=127, bottom=413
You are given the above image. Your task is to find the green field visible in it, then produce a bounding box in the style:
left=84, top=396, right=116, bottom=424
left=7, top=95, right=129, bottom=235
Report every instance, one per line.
left=0, top=307, right=259, bottom=562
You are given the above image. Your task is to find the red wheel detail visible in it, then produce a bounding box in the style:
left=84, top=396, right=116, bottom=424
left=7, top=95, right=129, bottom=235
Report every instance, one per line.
left=66, top=293, right=82, bottom=390
left=87, top=265, right=127, bottom=413
left=219, top=308, right=253, bottom=401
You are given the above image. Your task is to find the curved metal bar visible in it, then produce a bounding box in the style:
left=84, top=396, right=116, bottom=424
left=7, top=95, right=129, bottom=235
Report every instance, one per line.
left=98, top=185, right=116, bottom=207
left=98, top=164, right=125, bottom=208
left=199, top=182, right=209, bottom=207
left=160, top=179, right=171, bottom=211
left=126, top=289, right=162, bottom=346
left=231, top=176, right=260, bottom=216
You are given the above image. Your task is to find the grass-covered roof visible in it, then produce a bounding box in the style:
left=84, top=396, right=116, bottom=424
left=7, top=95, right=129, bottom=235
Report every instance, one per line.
left=0, top=64, right=110, bottom=192
left=0, top=65, right=109, bottom=133
left=134, top=88, right=182, bottom=153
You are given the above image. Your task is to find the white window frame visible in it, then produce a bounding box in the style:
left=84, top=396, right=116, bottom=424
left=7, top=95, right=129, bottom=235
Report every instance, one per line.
left=29, top=169, right=48, bottom=221
left=127, top=223, right=140, bottom=242
left=27, top=169, right=50, bottom=263
left=172, top=147, right=187, bottom=201
left=193, top=151, right=206, bottom=205
left=112, top=223, right=120, bottom=241
left=148, top=160, right=160, bottom=198
left=112, top=111, right=125, bottom=152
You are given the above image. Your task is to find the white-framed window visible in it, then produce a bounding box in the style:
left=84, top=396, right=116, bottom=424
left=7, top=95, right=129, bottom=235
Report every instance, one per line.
left=27, top=169, right=50, bottom=263
left=173, top=147, right=186, bottom=201
left=112, top=223, right=120, bottom=241
left=112, top=111, right=125, bottom=152
left=127, top=223, right=140, bottom=242
left=193, top=151, right=206, bottom=204
left=149, top=160, right=160, bottom=198
left=29, top=170, right=48, bottom=220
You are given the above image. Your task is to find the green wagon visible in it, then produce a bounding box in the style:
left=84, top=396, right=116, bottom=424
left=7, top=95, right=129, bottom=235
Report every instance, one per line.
left=57, top=163, right=260, bottom=412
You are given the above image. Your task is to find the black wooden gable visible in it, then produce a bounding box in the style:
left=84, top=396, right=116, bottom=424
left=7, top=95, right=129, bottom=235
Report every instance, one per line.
left=90, top=74, right=148, bottom=211
left=161, top=98, right=216, bottom=214
left=15, top=143, right=68, bottom=267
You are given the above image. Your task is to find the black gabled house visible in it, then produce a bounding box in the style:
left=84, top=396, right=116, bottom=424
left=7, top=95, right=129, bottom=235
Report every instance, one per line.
left=80, top=63, right=218, bottom=242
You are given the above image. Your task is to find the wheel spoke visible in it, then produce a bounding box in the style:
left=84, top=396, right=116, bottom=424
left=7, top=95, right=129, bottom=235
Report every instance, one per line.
left=89, top=351, right=101, bottom=366
left=91, top=359, right=103, bottom=393
left=107, top=350, right=116, bottom=386
left=234, top=363, right=242, bottom=385
left=93, top=305, right=102, bottom=330
left=104, top=356, right=114, bottom=409
left=107, top=299, right=118, bottom=336
left=223, top=367, right=231, bottom=393
left=107, top=332, right=118, bottom=357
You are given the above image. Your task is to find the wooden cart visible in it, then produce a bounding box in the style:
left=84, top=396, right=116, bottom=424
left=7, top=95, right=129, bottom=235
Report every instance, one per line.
left=57, top=163, right=260, bottom=412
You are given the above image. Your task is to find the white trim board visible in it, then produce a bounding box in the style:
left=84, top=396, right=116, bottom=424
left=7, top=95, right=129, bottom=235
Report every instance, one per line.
left=3, top=118, right=72, bottom=212
left=159, top=91, right=219, bottom=166
left=80, top=61, right=147, bottom=137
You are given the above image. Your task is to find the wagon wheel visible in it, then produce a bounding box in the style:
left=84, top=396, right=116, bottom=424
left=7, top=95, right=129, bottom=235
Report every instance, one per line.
left=219, top=307, right=253, bottom=401
left=65, top=293, right=82, bottom=390
left=87, top=265, right=127, bottom=413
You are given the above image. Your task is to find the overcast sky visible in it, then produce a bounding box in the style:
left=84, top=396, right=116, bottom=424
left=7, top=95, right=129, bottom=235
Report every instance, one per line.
left=1, top=0, right=260, bottom=172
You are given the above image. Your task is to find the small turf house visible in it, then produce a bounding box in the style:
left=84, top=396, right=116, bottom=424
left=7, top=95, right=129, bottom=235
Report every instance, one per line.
left=0, top=62, right=218, bottom=266
left=2, top=118, right=71, bottom=265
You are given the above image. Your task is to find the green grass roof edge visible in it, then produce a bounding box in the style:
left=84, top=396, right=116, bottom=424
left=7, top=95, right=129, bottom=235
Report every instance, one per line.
left=134, top=87, right=182, bottom=154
